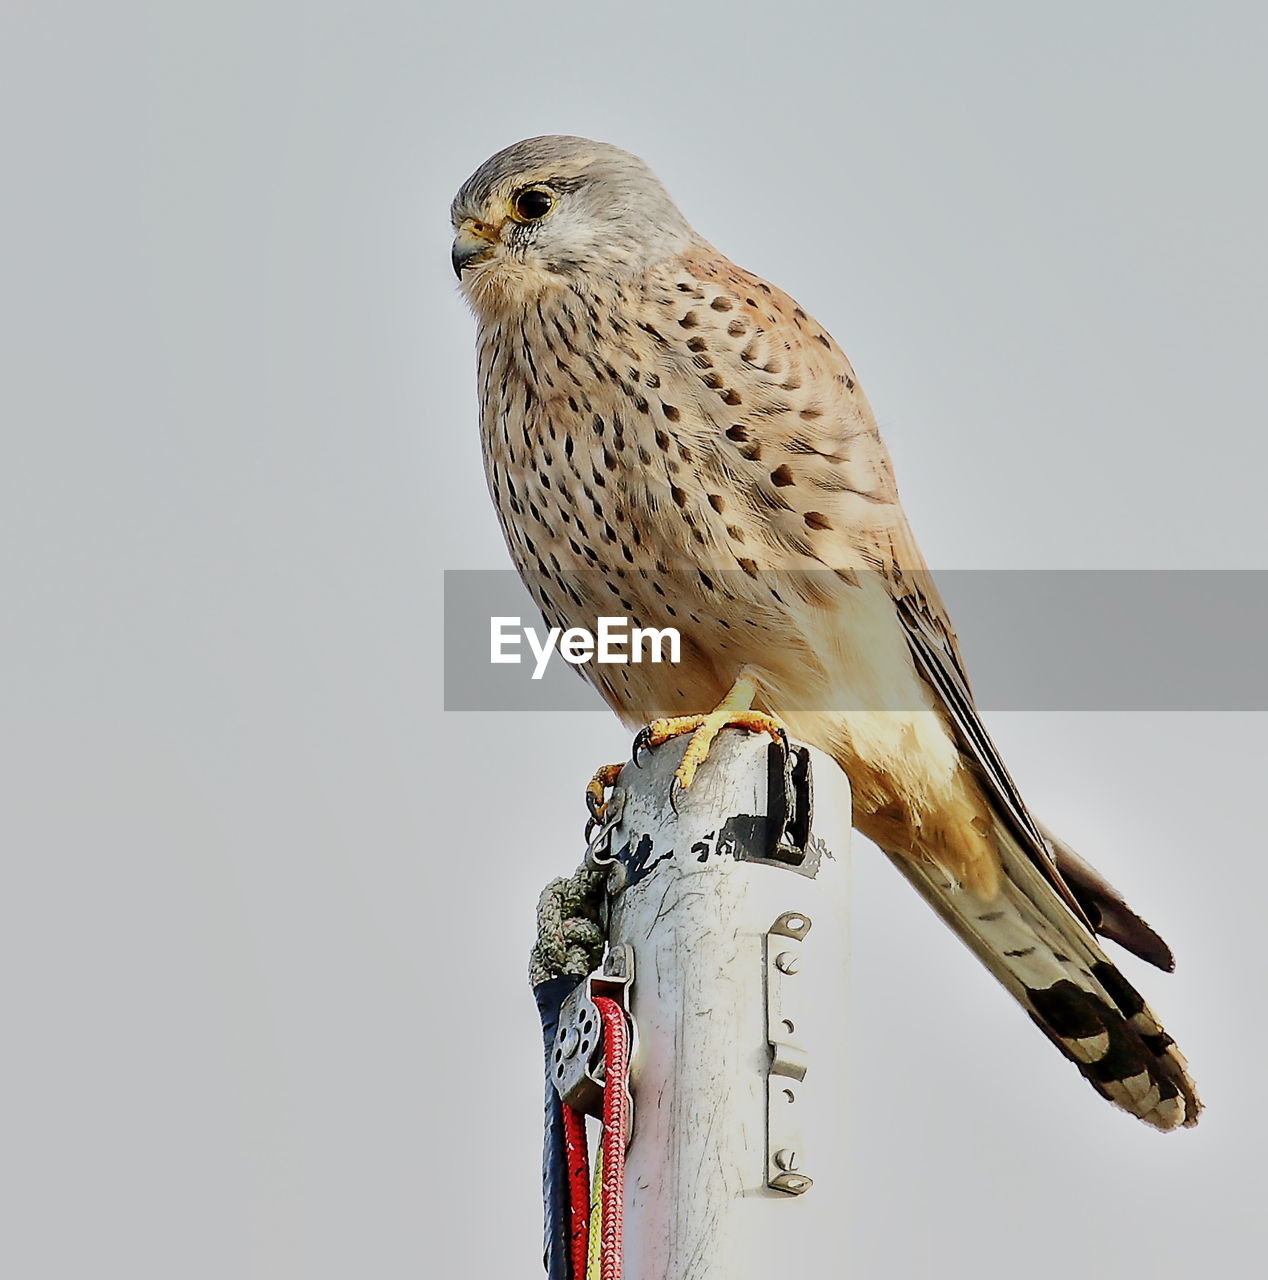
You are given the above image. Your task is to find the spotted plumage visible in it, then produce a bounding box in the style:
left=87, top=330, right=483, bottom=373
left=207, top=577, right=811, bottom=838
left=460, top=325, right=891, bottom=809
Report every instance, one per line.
left=452, top=135, right=1200, bottom=1129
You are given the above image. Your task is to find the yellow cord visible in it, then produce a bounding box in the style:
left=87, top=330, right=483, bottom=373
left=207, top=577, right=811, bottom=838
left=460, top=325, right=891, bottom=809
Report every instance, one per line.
left=586, top=1147, right=604, bottom=1280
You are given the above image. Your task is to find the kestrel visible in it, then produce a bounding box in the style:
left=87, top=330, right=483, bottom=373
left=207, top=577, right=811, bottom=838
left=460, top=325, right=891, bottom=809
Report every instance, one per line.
left=451, top=136, right=1200, bottom=1129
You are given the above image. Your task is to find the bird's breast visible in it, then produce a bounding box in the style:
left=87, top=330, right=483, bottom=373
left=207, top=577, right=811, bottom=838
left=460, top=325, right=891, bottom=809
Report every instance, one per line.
left=471, top=269, right=905, bottom=721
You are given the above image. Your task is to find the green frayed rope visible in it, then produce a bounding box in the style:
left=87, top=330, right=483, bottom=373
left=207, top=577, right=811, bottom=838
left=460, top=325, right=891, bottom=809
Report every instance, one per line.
left=530, top=864, right=608, bottom=986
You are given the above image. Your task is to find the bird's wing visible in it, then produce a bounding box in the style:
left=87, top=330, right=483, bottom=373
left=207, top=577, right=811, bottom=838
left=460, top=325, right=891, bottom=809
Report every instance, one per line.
left=875, top=518, right=1096, bottom=924
left=875, top=524, right=1173, bottom=969
left=679, top=254, right=1171, bottom=969
left=873, top=517, right=1122, bottom=925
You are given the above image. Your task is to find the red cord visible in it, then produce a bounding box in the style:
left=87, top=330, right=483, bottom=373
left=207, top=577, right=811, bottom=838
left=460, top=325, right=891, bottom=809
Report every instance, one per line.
left=561, top=1103, right=591, bottom=1279
left=593, top=996, right=630, bottom=1280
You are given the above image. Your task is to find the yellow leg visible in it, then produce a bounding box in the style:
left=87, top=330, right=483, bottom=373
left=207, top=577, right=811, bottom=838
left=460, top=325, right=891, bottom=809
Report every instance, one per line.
left=637, top=672, right=785, bottom=793
left=585, top=762, right=625, bottom=822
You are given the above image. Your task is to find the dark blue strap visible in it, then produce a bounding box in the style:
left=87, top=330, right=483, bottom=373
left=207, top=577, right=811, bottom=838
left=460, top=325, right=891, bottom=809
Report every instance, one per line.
left=535, top=976, right=585, bottom=1280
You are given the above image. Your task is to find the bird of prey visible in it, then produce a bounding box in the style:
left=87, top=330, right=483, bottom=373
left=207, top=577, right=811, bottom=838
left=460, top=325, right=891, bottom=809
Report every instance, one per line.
left=451, top=135, right=1200, bottom=1129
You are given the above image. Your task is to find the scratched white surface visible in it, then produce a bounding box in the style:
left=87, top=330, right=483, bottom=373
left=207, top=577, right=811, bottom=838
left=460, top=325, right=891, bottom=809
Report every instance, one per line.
left=608, top=735, right=851, bottom=1279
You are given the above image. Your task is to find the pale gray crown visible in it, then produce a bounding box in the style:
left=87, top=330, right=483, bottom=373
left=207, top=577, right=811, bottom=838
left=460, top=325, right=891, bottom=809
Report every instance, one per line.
left=451, top=135, right=701, bottom=277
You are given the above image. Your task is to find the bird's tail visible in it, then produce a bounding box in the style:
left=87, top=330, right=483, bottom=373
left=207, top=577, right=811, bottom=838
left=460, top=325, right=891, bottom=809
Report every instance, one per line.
left=884, top=823, right=1201, bottom=1130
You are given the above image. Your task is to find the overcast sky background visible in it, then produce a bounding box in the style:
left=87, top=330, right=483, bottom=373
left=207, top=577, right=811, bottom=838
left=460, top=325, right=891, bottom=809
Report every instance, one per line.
left=3, top=2, right=1266, bottom=1276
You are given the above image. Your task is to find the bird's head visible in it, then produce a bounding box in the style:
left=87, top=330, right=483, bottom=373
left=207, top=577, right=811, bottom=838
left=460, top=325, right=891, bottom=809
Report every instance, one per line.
left=450, top=135, right=698, bottom=316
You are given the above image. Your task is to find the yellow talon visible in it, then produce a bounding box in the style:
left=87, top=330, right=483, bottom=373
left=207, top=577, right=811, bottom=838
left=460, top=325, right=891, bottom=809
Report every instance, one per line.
left=639, top=673, right=785, bottom=793
left=586, top=762, right=626, bottom=821
left=674, top=710, right=784, bottom=791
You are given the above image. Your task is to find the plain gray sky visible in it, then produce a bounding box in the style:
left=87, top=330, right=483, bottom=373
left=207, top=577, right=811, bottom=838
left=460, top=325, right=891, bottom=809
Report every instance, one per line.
left=2, top=1, right=1266, bottom=1276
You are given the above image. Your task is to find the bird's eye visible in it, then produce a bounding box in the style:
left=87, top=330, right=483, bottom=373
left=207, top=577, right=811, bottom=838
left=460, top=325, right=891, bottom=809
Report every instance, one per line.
left=510, top=186, right=555, bottom=222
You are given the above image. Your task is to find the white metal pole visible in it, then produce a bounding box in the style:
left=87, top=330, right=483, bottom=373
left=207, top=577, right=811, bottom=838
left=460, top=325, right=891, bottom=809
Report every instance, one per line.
left=597, top=732, right=852, bottom=1280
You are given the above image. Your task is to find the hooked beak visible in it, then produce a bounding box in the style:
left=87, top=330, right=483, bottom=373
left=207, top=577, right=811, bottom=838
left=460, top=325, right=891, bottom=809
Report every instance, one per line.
left=452, top=218, right=498, bottom=279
